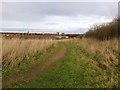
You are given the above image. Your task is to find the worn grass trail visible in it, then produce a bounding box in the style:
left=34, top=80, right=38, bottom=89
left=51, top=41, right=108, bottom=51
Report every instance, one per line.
left=3, top=43, right=66, bottom=87
left=13, top=42, right=91, bottom=88
left=3, top=41, right=118, bottom=88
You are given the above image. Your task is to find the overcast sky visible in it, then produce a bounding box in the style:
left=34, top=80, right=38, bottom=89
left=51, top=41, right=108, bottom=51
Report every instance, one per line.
left=1, top=2, right=118, bottom=33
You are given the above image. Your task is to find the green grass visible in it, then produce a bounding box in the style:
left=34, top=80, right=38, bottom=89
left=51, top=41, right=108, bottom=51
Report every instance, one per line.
left=11, top=41, right=118, bottom=88
left=3, top=42, right=118, bottom=88
left=3, top=42, right=61, bottom=79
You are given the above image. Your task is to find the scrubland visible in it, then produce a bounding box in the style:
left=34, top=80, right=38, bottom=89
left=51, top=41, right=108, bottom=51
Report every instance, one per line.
left=2, top=38, right=56, bottom=69
left=75, top=38, right=118, bottom=68
left=7, top=38, right=118, bottom=88
left=73, top=38, right=119, bottom=87
left=2, top=18, right=119, bottom=88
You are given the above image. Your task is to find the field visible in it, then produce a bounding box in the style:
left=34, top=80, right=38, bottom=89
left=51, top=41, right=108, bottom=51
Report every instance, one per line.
left=2, top=37, right=119, bottom=88
left=1, top=1, right=119, bottom=88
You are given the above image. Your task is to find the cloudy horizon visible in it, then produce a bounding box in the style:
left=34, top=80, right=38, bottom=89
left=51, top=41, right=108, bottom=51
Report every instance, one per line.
left=1, top=2, right=118, bottom=34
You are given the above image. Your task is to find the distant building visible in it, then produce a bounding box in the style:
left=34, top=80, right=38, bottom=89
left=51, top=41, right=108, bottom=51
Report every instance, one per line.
left=61, top=33, right=65, bottom=36
left=55, top=32, right=69, bottom=39
left=64, top=36, right=69, bottom=39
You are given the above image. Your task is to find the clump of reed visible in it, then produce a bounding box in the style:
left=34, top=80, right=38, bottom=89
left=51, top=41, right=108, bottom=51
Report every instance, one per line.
left=2, top=38, right=56, bottom=66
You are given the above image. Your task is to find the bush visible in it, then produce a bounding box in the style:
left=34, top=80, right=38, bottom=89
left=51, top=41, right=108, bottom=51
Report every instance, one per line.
left=85, top=18, right=119, bottom=40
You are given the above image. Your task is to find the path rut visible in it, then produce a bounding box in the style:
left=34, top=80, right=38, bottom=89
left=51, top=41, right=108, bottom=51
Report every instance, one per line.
left=3, top=45, right=66, bottom=87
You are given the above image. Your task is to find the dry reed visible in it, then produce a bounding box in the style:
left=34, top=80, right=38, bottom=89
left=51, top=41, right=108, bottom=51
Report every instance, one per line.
left=2, top=38, right=56, bottom=65
left=74, top=38, right=118, bottom=68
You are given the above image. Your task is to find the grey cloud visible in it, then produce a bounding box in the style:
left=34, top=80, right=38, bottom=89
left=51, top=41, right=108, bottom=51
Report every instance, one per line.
left=45, top=22, right=59, bottom=25
left=1, top=2, right=117, bottom=33
left=2, top=2, right=118, bottom=21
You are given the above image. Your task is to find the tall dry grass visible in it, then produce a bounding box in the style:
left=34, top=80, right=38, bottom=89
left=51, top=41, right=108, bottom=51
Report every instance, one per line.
left=2, top=38, right=56, bottom=66
left=76, top=38, right=119, bottom=87
left=72, top=38, right=119, bottom=87
left=75, top=38, right=118, bottom=68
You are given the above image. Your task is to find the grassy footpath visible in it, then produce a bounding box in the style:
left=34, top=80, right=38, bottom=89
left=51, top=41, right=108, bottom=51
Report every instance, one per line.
left=3, top=42, right=60, bottom=79
left=11, top=41, right=118, bottom=88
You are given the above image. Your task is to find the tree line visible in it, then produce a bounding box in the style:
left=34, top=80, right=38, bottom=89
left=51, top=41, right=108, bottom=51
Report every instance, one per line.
left=84, top=18, right=119, bottom=40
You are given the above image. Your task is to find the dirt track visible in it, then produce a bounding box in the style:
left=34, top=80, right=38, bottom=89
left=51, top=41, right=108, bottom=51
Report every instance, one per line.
left=3, top=45, right=66, bottom=87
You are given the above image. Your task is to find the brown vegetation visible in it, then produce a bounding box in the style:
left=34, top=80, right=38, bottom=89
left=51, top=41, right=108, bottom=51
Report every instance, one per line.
left=85, top=18, right=119, bottom=40
left=2, top=38, right=56, bottom=66
left=75, top=38, right=118, bottom=68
